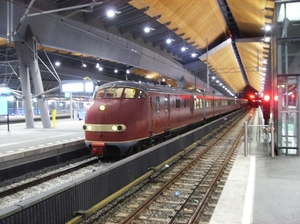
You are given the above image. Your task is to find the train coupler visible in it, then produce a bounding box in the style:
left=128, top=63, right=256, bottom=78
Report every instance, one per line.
left=91, top=142, right=105, bottom=156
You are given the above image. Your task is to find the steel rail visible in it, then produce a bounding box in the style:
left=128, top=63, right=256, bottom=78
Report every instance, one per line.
left=0, top=157, right=97, bottom=198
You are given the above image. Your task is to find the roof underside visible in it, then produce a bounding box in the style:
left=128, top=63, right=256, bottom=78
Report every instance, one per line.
left=0, top=0, right=275, bottom=96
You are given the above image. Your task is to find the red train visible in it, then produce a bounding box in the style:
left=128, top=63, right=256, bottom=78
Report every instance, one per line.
left=83, top=81, right=247, bottom=157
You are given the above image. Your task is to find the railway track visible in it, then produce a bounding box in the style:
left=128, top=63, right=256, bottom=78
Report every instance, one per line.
left=0, top=157, right=99, bottom=199
left=74, top=110, right=250, bottom=224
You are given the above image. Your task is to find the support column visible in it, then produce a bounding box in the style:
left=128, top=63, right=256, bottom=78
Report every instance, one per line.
left=18, top=48, right=34, bottom=128
left=28, top=36, right=51, bottom=128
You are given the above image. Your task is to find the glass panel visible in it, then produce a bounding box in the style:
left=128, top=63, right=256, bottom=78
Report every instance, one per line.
left=123, top=88, right=136, bottom=99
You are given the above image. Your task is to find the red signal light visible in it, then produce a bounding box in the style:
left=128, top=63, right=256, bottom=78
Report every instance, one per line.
left=264, top=95, right=270, bottom=102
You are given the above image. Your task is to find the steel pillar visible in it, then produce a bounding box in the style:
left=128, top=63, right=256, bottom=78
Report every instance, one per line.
left=27, top=36, right=51, bottom=128
left=17, top=43, right=34, bottom=128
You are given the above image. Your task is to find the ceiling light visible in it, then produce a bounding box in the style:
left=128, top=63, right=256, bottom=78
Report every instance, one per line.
left=99, top=66, right=103, bottom=71
left=96, top=63, right=100, bottom=68
left=107, top=9, right=115, bottom=17
left=126, top=69, right=130, bottom=74
left=191, top=53, right=198, bottom=57
left=265, top=24, right=271, bottom=31
left=114, top=69, right=118, bottom=73
left=263, top=37, right=271, bottom=42
left=55, top=61, right=60, bottom=66
left=166, top=38, right=173, bottom=44
left=144, top=26, right=150, bottom=33
left=181, top=47, right=187, bottom=52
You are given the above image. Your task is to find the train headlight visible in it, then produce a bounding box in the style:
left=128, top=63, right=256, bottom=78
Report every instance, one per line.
left=112, top=125, right=123, bottom=131
left=86, top=125, right=92, bottom=131
left=99, top=105, right=106, bottom=111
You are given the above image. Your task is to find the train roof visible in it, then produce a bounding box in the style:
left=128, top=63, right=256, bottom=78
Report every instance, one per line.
left=97, top=81, right=236, bottom=99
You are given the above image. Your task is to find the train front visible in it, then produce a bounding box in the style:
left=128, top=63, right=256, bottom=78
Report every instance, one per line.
left=83, top=81, right=148, bottom=157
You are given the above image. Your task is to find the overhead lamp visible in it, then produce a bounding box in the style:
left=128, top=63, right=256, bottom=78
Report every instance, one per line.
left=166, top=38, right=173, bottom=44
left=114, top=69, right=118, bottom=73
left=96, top=63, right=100, bottom=68
left=106, top=9, right=121, bottom=18
left=55, top=61, right=61, bottom=66
left=181, top=46, right=187, bottom=52
left=191, top=53, right=198, bottom=57
left=265, top=24, right=271, bottom=31
left=144, top=26, right=150, bottom=33
left=263, top=37, right=271, bottom=42
left=126, top=69, right=130, bottom=74
left=99, top=66, right=103, bottom=71
left=81, top=57, right=87, bottom=68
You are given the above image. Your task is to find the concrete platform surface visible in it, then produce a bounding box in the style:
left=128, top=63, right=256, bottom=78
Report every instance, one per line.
left=0, top=118, right=84, bottom=158
left=210, top=109, right=300, bottom=224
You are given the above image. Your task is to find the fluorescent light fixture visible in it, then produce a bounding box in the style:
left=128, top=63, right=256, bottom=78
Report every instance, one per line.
left=55, top=61, right=61, bottom=66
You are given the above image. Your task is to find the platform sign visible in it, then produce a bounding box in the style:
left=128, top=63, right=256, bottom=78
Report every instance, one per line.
left=0, top=96, right=8, bottom=115
left=60, top=80, right=95, bottom=93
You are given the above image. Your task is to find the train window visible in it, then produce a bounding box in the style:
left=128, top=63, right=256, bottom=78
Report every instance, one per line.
left=164, top=97, right=168, bottom=112
left=123, top=88, right=136, bottom=99
left=104, top=88, right=123, bottom=98
left=176, top=99, right=180, bottom=108
left=156, top=96, right=160, bottom=113
left=94, top=89, right=105, bottom=99
left=137, top=90, right=147, bottom=99
left=183, top=100, right=187, bottom=107
left=200, top=99, right=203, bottom=108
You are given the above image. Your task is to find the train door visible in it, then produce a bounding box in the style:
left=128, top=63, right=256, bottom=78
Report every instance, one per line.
left=165, top=94, right=170, bottom=128
left=212, top=95, right=215, bottom=117
left=203, top=96, right=207, bottom=119
left=190, top=95, right=194, bottom=113
left=148, top=95, right=153, bottom=136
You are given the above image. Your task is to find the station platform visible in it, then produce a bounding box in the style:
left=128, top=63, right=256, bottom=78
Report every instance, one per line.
left=0, top=117, right=85, bottom=163
left=210, top=110, right=300, bottom=224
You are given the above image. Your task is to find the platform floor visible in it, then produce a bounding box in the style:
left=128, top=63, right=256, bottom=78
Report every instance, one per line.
left=0, top=118, right=84, bottom=158
left=210, top=110, right=300, bottom=224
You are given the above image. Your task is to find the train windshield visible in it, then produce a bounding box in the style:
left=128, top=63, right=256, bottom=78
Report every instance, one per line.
left=94, top=87, right=147, bottom=99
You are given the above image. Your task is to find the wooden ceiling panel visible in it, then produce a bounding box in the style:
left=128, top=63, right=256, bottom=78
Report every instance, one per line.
left=129, top=0, right=228, bottom=50
left=236, top=42, right=270, bottom=92
left=227, top=0, right=275, bottom=37
left=200, top=40, right=246, bottom=93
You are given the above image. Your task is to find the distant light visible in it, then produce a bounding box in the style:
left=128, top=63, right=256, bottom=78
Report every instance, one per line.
left=191, top=53, right=198, bottom=57
left=114, top=69, right=118, bottom=73
left=96, top=63, right=100, bottom=68
left=181, top=47, right=186, bottom=52
left=144, top=27, right=150, bottom=33
left=107, top=10, right=115, bottom=18
left=265, top=24, right=271, bottom=31
left=99, top=66, right=103, bottom=71
left=82, top=63, right=87, bottom=68
left=264, top=95, right=270, bottom=102
left=264, top=37, right=270, bottom=42
left=126, top=69, right=130, bottom=74
left=55, top=61, right=61, bottom=66
left=166, top=38, right=172, bottom=44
